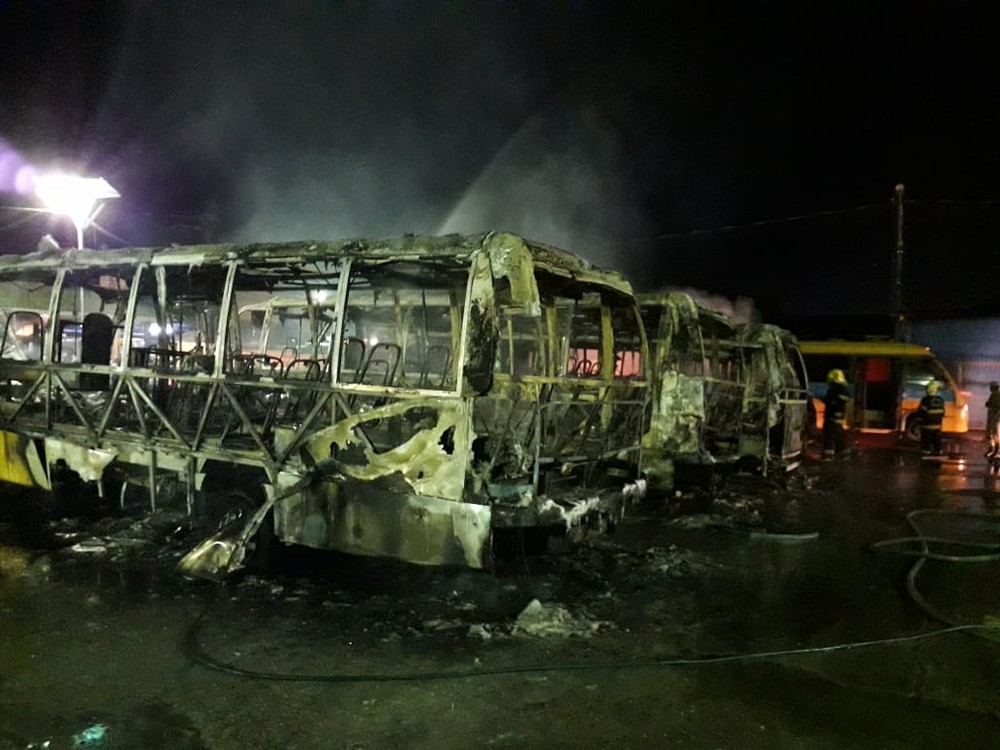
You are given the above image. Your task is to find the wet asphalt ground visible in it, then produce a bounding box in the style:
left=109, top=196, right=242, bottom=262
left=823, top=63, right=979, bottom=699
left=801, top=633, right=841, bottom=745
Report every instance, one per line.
left=1, top=437, right=999, bottom=749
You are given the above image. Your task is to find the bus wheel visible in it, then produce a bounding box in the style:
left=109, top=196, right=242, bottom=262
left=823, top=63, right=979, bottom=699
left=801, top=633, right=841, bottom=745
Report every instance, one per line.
left=49, top=461, right=99, bottom=518
left=201, top=476, right=277, bottom=573
left=904, top=417, right=922, bottom=443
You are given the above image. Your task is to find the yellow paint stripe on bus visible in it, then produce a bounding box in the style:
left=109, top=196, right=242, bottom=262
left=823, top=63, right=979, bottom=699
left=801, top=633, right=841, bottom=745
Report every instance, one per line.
left=0, top=431, right=45, bottom=488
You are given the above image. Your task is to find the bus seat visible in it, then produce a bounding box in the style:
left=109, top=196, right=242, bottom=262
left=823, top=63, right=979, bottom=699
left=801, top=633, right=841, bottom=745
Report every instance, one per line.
left=228, top=353, right=255, bottom=376
left=277, top=358, right=325, bottom=423
left=283, top=358, right=324, bottom=380
left=250, top=354, right=283, bottom=379
left=128, top=347, right=151, bottom=367
left=148, top=348, right=188, bottom=373
left=359, top=342, right=401, bottom=387
left=164, top=353, right=214, bottom=434
left=339, top=337, right=366, bottom=382
left=79, top=312, right=115, bottom=390
left=421, top=345, right=452, bottom=388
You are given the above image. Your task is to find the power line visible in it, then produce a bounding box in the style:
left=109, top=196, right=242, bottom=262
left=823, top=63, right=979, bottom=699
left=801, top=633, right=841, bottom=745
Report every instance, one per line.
left=647, top=203, right=886, bottom=242
left=619, top=197, right=1000, bottom=246
left=905, top=198, right=1000, bottom=208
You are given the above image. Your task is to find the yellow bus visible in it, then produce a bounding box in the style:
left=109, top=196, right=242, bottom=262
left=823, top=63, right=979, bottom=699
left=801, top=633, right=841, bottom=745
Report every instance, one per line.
left=799, top=339, right=968, bottom=441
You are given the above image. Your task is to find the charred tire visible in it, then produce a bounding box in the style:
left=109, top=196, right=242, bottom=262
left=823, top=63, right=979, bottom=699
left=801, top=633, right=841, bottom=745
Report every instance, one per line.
left=48, top=461, right=101, bottom=518
left=904, top=416, right=921, bottom=443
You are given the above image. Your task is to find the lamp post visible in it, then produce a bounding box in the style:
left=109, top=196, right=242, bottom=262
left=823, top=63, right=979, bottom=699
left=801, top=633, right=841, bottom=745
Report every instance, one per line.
left=891, top=183, right=905, bottom=340
left=32, top=173, right=119, bottom=249
left=33, top=173, right=120, bottom=317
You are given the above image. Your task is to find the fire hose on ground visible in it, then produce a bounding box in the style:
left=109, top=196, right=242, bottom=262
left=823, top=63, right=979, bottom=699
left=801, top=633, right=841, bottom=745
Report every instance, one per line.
left=870, top=507, right=1000, bottom=633
left=181, top=506, right=1000, bottom=683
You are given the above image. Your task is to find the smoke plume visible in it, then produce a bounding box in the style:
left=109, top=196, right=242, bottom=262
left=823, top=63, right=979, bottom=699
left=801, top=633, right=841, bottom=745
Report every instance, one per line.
left=665, top=286, right=760, bottom=325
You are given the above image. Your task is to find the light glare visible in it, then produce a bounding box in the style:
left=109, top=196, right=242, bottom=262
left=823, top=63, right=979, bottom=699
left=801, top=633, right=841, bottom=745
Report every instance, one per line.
left=32, top=173, right=119, bottom=246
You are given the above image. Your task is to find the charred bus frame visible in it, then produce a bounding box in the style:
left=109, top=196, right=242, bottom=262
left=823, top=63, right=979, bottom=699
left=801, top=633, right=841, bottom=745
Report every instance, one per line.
left=737, top=323, right=811, bottom=474
left=0, top=233, right=647, bottom=571
left=639, top=293, right=809, bottom=488
left=639, top=292, right=746, bottom=488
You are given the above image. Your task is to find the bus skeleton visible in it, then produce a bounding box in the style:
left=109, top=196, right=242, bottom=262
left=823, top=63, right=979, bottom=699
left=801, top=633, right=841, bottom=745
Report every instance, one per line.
left=639, top=293, right=809, bottom=488
left=0, top=232, right=648, bottom=576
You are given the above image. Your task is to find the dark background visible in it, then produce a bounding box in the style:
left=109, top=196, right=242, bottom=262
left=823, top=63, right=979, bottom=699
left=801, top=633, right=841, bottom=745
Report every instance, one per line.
left=2, top=1, right=998, bottom=324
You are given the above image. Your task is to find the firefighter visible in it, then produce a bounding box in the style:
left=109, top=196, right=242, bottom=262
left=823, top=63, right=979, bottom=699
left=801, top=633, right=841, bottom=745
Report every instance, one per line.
left=985, top=382, right=1000, bottom=463
left=917, top=381, right=946, bottom=456
left=822, top=368, right=851, bottom=460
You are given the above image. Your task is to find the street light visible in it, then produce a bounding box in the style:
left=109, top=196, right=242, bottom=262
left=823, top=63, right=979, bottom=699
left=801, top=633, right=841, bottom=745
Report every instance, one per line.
left=32, top=173, right=119, bottom=249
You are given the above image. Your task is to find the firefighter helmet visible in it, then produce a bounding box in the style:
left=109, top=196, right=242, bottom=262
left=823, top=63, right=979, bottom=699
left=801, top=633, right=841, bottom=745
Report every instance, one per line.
left=827, top=368, right=846, bottom=384
left=926, top=381, right=940, bottom=395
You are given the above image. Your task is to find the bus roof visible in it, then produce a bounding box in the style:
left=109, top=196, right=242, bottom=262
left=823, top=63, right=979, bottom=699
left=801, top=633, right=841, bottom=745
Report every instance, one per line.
left=0, top=232, right=632, bottom=295
left=798, top=339, right=935, bottom=357
left=637, top=291, right=736, bottom=331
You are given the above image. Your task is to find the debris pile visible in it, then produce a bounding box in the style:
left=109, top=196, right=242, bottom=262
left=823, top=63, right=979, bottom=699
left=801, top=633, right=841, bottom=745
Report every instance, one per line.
left=511, top=598, right=612, bottom=638
left=639, top=544, right=712, bottom=577
left=667, top=494, right=763, bottom=530
left=49, top=511, right=195, bottom=563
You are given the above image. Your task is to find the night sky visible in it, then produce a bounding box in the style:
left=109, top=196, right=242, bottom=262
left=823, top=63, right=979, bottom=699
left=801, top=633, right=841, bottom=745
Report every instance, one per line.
left=2, top=1, right=998, bottom=322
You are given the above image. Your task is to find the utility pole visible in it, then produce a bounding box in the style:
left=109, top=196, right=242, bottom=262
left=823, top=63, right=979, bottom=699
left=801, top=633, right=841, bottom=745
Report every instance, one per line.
left=891, top=183, right=906, bottom=340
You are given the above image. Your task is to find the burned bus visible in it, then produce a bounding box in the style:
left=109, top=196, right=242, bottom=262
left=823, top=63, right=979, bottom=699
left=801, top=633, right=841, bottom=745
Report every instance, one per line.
left=0, top=232, right=648, bottom=574
left=638, top=292, right=746, bottom=488
left=638, top=295, right=809, bottom=488
left=737, top=323, right=811, bottom=474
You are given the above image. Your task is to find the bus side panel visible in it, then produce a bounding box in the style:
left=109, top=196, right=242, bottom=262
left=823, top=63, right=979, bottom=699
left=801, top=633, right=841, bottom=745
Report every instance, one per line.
left=943, top=402, right=969, bottom=433
left=643, top=371, right=704, bottom=465
left=274, top=479, right=492, bottom=568
left=900, top=397, right=968, bottom=434
left=0, top=432, right=49, bottom=490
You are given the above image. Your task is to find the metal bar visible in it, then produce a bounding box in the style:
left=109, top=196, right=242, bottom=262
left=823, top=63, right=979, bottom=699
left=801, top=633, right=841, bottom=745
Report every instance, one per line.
left=118, top=263, right=144, bottom=378
left=1, top=370, right=47, bottom=426
left=455, top=251, right=477, bottom=395
left=129, top=376, right=190, bottom=447
left=190, top=381, right=220, bottom=450
left=214, top=262, right=239, bottom=378
left=50, top=372, right=97, bottom=441
left=95, top=374, right=127, bottom=438
left=327, top=258, right=351, bottom=390
left=154, top=266, right=170, bottom=348
left=148, top=449, right=157, bottom=512
left=186, top=454, right=196, bottom=516
left=124, top=377, right=150, bottom=437
left=217, top=382, right=277, bottom=463
left=275, top=391, right=335, bottom=465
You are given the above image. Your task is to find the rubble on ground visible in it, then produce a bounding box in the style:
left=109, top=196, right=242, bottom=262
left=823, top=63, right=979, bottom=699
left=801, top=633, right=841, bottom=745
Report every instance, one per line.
left=511, top=598, right=612, bottom=638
